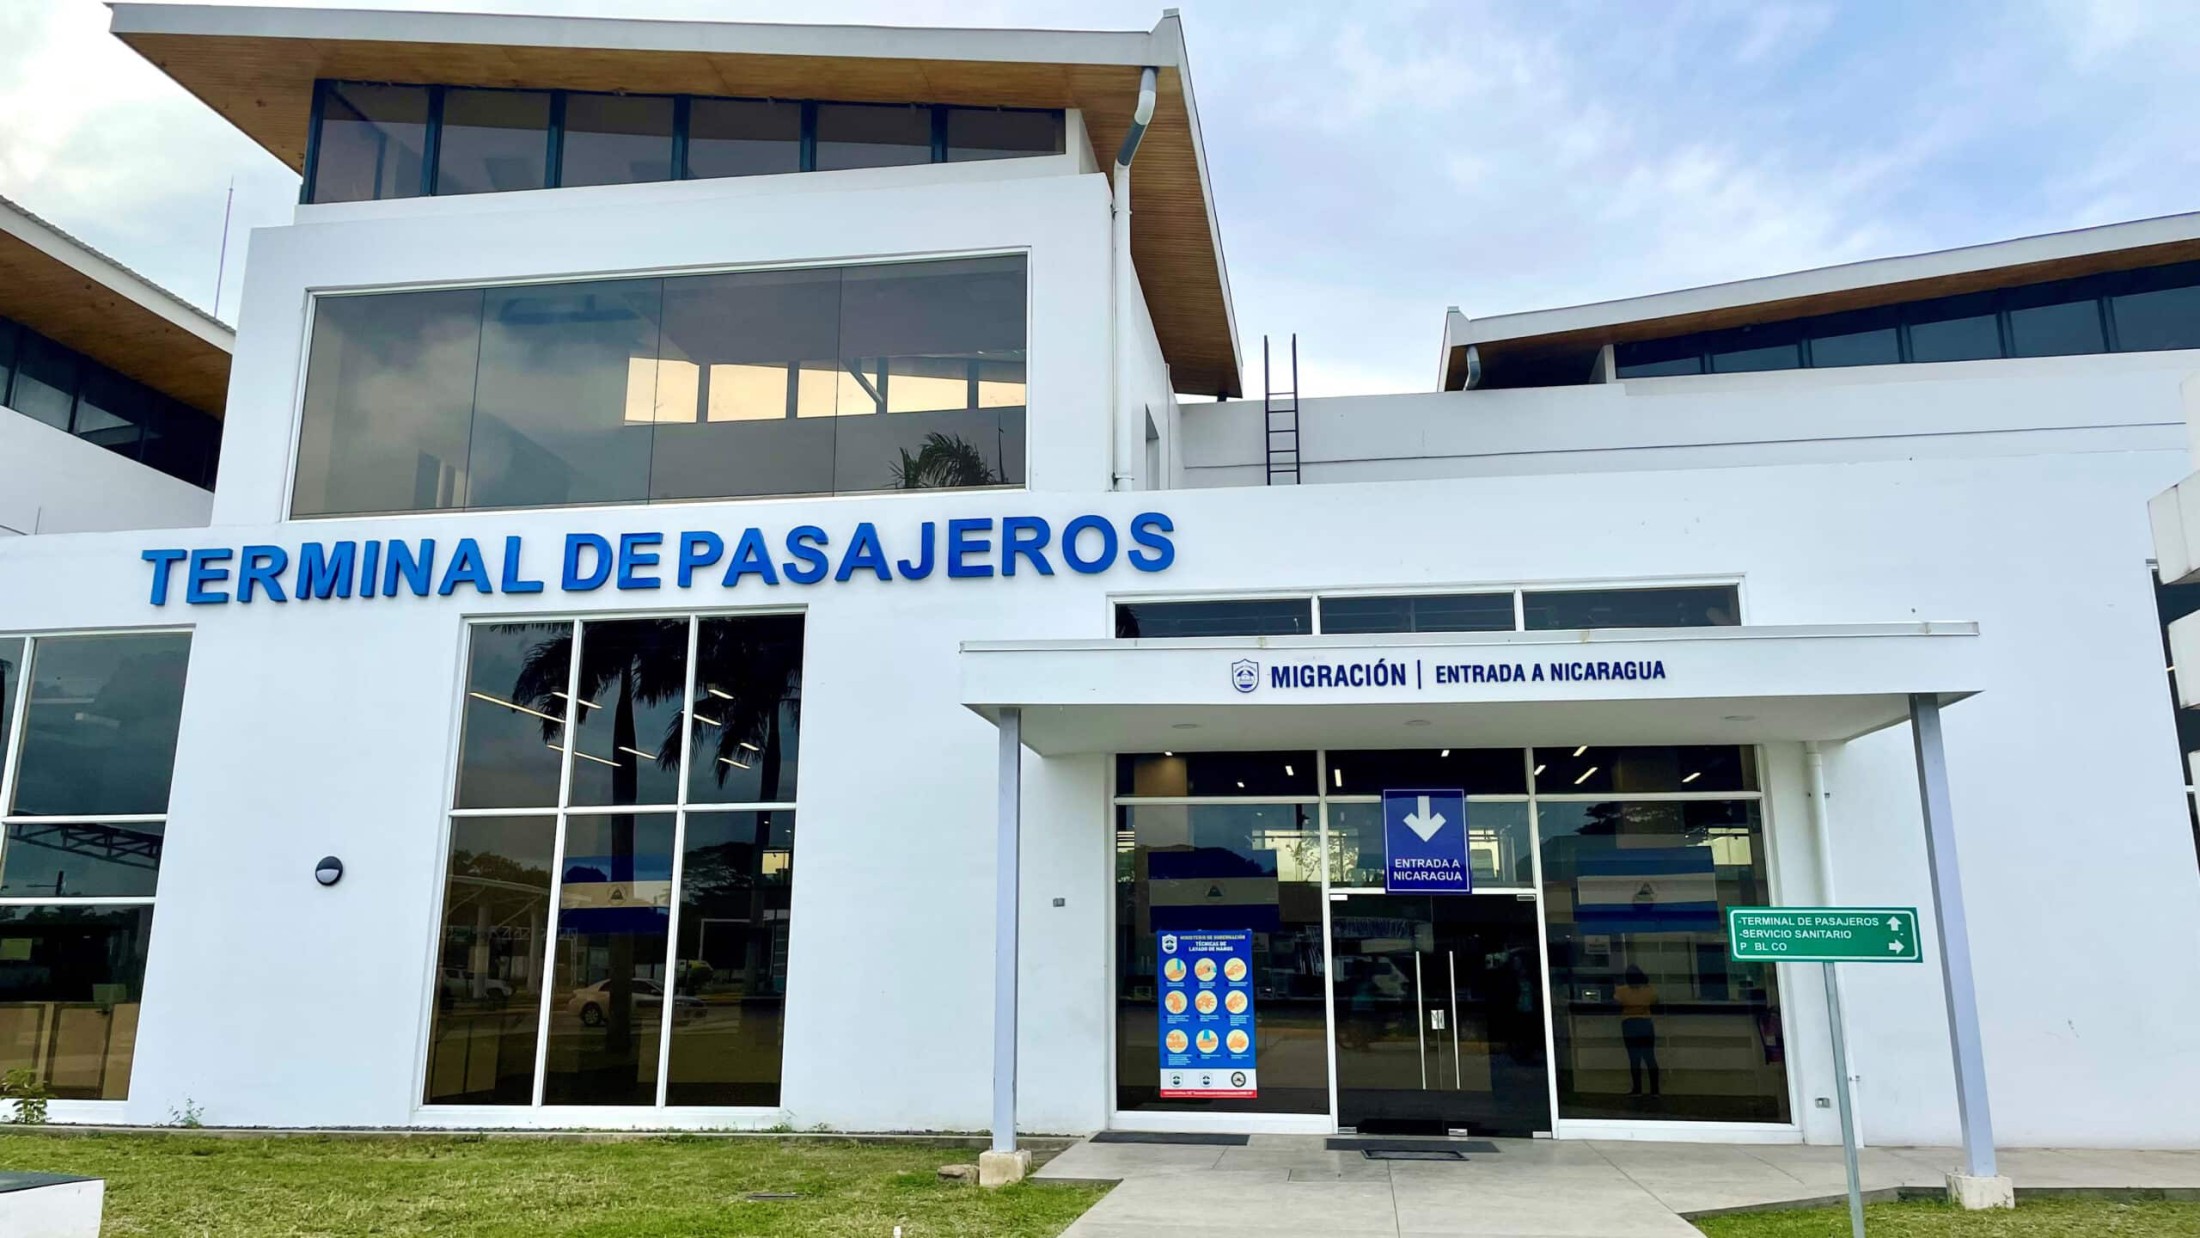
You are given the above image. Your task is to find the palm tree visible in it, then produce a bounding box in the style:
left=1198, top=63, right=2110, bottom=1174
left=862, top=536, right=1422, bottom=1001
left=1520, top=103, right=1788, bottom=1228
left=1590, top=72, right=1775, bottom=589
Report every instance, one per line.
left=891, top=432, right=998, bottom=489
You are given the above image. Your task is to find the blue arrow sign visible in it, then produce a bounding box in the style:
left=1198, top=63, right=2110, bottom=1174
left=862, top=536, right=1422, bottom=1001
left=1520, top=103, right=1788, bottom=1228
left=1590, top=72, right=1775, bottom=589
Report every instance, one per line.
left=1383, top=788, right=1471, bottom=894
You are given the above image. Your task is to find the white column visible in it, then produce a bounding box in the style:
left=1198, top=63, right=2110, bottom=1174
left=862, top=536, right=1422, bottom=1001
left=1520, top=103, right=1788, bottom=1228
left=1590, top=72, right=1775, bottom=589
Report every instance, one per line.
left=991, top=708, right=1023, bottom=1155
left=1908, top=694, right=1999, bottom=1184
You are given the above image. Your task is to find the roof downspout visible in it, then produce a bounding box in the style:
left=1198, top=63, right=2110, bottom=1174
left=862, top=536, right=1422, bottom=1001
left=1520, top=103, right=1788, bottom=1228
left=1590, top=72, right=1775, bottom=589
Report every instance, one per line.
left=1108, top=66, right=1158, bottom=491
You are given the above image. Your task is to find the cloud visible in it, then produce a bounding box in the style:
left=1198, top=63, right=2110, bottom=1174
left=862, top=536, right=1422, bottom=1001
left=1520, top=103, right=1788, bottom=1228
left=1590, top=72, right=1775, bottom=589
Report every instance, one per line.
left=0, top=0, right=2195, bottom=394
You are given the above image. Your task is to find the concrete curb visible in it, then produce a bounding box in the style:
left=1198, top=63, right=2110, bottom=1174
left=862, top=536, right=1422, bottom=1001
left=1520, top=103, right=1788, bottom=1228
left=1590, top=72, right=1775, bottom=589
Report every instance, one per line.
left=0, top=1126, right=1080, bottom=1153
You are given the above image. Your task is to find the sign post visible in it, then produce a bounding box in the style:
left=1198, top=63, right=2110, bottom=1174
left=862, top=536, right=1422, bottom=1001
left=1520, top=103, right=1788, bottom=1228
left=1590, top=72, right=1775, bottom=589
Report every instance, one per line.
left=1729, top=907, right=1923, bottom=1238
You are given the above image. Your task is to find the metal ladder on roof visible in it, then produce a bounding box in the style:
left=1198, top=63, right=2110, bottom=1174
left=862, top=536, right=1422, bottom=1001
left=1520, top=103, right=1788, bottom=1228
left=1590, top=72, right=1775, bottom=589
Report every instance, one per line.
left=1264, top=333, right=1301, bottom=485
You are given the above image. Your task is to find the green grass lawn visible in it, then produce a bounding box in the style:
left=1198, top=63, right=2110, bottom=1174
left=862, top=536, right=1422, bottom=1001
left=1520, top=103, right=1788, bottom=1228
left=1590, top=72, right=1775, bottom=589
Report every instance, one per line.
left=1695, top=1197, right=2200, bottom=1237
left=0, top=1132, right=1106, bottom=1237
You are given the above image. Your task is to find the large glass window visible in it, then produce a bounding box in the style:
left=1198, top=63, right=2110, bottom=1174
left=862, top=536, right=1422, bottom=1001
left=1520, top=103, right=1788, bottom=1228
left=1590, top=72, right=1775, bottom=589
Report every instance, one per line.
left=1319, top=593, right=1514, bottom=634
left=1538, top=793, right=1785, bottom=1123
left=0, top=632, right=190, bottom=1101
left=9, top=330, right=78, bottom=430
left=427, top=614, right=802, bottom=1108
left=309, top=82, right=430, bottom=203
left=294, top=256, right=1027, bottom=516
left=1, top=314, right=219, bottom=489
left=945, top=109, right=1065, bottom=162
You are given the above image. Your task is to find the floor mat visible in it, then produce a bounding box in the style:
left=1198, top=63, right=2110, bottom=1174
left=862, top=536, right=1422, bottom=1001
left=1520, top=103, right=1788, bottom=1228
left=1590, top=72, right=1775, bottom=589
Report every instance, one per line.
left=1090, top=1131, right=1251, bottom=1146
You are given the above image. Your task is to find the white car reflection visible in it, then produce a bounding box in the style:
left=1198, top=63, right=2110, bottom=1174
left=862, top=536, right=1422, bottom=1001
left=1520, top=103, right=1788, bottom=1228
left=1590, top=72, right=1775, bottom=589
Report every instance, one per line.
left=566, top=977, right=703, bottom=1026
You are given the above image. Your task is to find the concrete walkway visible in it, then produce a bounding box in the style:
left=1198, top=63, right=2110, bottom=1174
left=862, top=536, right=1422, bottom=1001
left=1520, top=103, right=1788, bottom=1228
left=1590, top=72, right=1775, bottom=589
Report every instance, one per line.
left=1035, top=1136, right=2200, bottom=1237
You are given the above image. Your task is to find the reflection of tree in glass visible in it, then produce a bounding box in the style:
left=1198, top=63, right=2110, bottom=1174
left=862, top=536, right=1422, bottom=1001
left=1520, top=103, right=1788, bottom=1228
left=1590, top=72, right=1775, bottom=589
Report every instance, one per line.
left=500, top=619, right=800, bottom=1059
left=891, top=432, right=998, bottom=490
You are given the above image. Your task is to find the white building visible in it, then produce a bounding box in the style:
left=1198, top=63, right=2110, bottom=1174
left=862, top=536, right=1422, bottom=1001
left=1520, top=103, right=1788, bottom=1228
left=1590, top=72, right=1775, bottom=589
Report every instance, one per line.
left=0, top=4, right=2197, bottom=1174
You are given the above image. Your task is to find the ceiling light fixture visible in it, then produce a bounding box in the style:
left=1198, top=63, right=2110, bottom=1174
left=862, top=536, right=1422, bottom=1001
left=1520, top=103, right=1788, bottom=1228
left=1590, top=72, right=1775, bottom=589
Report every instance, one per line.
left=739, top=741, right=762, bottom=753
left=617, top=746, right=654, bottom=760
left=1283, top=764, right=1295, bottom=776
left=474, top=691, right=563, bottom=725
left=719, top=756, right=751, bottom=770
left=1332, top=768, right=1343, bottom=787
left=708, top=687, right=734, bottom=700
left=1682, top=772, right=1702, bottom=784
left=1572, top=745, right=1588, bottom=758
left=1573, top=766, right=1598, bottom=785
left=1533, top=763, right=1545, bottom=776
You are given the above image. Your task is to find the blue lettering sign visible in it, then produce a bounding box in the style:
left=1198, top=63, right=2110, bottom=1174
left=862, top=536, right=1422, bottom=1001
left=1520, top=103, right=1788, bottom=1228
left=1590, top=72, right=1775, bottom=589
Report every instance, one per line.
left=136, top=512, right=1177, bottom=606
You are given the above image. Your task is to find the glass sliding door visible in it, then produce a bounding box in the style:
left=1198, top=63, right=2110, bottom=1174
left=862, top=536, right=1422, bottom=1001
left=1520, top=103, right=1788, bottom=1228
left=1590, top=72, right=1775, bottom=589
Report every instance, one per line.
left=427, top=614, right=802, bottom=1110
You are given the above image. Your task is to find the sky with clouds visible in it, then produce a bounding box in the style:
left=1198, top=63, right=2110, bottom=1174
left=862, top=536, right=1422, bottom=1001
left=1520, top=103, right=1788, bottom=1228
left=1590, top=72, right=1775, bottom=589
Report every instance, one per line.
left=3, top=0, right=2197, bottom=395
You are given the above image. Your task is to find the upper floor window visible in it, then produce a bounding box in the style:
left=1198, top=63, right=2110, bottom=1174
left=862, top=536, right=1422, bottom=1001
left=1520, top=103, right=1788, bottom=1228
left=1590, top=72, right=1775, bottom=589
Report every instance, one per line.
left=0, top=316, right=220, bottom=489
left=302, top=80, right=1065, bottom=205
left=1113, top=585, right=1741, bottom=638
left=291, top=254, right=1027, bottom=518
left=1615, top=259, right=2200, bottom=379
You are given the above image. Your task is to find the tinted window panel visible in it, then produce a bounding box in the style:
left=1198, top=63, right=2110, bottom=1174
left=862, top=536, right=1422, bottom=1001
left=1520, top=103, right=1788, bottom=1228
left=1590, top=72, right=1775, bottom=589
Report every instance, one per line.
left=70, top=367, right=151, bottom=458
left=1523, top=586, right=1740, bottom=630
left=2113, top=283, right=2200, bottom=353
left=311, top=82, right=429, bottom=203
left=685, top=99, right=801, bottom=179
left=835, top=257, right=1025, bottom=492
left=0, top=318, right=18, bottom=399
left=453, top=622, right=573, bottom=810
left=1534, top=744, right=1757, bottom=794
left=814, top=103, right=932, bottom=171
left=424, top=815, right=554, bottom=1104
left=1906, top=297, right=2003, bottom=363
left=0, top=822, right=163, bottom=898
left=1116, top=599, right=1312, bottom=638
left=558, top=93, right=675, bottom=188
left=666, top=810, right=793, bottom=1105
left=0, top=639, right=19, bottom=777
left=650, top=268, right=841, bottom=501
left=436, top=90, right=551, bottom=195
left=0, top=905, right=155, bottom=1099
left=293, top=288, right=482, bottom=517
left=2006, top=298, right=2105, bottom=358
left=1614, top=338, right=1703, bottom=379
left=1808, top=326, right=1900, bottom=368
left=567, top=618, right=690, bottom=808
left=688, top=615, right=804, bottom=805
left=9, top=331, right=78, bottom=430
left=11, top=634, right=191, bottom=818
left=140, top=400, right=219, bottom=490
left=944, top=108, right=1063, bottom=161
left=1326, top=748, right=1527, bottom=796
left=1707, top=341, right=1799, bottom=373
left=467, top=279, right=662, bottom=510
left=1319, top=593, right=1513, bottom=634
left=542, top=811, right=674, bottom=1106
left=1115, top=752, right=1318, bottom=798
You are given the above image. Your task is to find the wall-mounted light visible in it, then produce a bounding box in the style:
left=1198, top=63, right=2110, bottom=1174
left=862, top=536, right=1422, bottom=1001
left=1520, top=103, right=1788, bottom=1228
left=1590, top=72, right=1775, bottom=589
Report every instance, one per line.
left=314, top=856, right=345, bottom=887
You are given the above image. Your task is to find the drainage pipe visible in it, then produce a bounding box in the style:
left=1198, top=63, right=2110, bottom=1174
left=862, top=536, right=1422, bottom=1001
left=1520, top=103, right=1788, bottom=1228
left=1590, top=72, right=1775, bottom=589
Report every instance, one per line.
left=1107, top=66, right=1158, bottom=491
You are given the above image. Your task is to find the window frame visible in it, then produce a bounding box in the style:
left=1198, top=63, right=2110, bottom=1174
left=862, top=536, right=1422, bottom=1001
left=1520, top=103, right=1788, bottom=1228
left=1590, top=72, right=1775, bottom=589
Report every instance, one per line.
left=1107, top=578, right=1748, bottom=639
left=420, top=608, right=805, bottom=1114
left=283, top=247, right=1034, bottom=520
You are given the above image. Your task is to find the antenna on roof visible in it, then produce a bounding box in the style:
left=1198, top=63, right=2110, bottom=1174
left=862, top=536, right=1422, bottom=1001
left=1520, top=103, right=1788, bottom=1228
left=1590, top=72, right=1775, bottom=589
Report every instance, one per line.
left=212, top=177, right=235, bottom=320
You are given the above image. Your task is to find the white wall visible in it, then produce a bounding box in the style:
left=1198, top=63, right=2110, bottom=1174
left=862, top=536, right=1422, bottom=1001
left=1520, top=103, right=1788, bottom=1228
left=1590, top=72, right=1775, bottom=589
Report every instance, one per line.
left=1, top=438, right=2195, bottom=1145
left=1182, top=350, right=2200, bottom=487
left=0, top=411, right=211, bottom=535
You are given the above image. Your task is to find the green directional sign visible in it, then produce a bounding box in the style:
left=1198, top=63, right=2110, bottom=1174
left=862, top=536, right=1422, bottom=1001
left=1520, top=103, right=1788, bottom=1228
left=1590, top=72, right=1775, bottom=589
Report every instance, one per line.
left=1727, top=907, right=1923, bottom=963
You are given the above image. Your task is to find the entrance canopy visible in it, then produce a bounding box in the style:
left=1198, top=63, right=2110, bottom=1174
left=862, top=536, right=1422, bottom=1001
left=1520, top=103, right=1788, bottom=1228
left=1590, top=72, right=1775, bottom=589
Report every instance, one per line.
left=961, top=622, right=1980, bottom=754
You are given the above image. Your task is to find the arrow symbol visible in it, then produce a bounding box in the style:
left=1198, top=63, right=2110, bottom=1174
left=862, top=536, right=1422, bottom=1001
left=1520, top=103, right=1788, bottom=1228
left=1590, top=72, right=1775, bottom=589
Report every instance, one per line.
left=1403, top=795, right=1446, bottom=842
left=1888, top=940, right=1904, bottom=953
left=1886, top=916, right=1902, bottom=931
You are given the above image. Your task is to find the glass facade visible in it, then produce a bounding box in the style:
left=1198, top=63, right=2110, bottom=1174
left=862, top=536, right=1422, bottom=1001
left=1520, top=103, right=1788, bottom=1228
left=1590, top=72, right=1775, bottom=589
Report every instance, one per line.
left=304, top=78, right=1064, bottom=203
left=1114, top=746, right=1785, bottom=1130
left=0, top=315, right=220, bottom=489
left=1616, top=260, right=2200, bottom=378
left=425, top=614, right=802, bottom=1108
left=0, top=632, right=191, bottom=1100
left=294, top=255, right=1027, bottom=516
